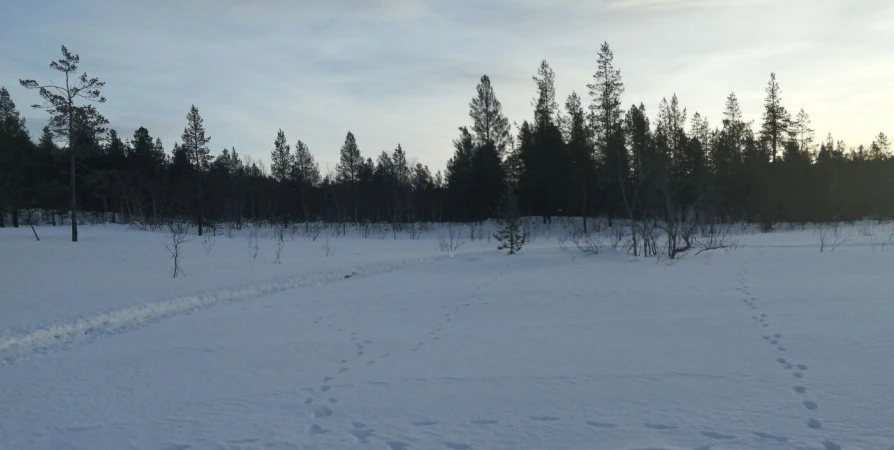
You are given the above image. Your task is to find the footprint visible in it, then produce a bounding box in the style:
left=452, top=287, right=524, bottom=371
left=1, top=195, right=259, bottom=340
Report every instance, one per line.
left=586, top=421, right=618, bottom=428
left=311, top=407, right=333, bottom=418
left=774, top=333, right=782, bottom=338
left=807, top=418, right=822, bottom=429
left=303, top=398, right=314, bottom=405
left=803, top=400, right=818, bottom=410
left=777, top=357, right=787, bottom=364
left=349, top=428, right=374, bottom=443
left=328, top=398, right=338, bottom=404
left=364, top=340, right=372, bottom=344
left=761, top=314, right=767, bottom=318
left=822, top=440, right=842, bottom=450
left=793, top=385, right=807, bottom=394
left=357, top=351, right=365, bottom=356
left=338, top=367, right=349, bottom=374
left=753, top=431, right=788, bottom=442
left=305, top=424, right=327, bottom=435
left=701, top=431, right=736, bottom=440
left=777, top=346, right=786, bottom=352
left=530, top=416, right=560, bottom=422
left=643, top=423, right=677, bottom=430
left=471, top=419, right=498, bottom=425
left=444, top=443, right=471, bottom=450
left=793, top=371, right=804, bottom=378
left=227, top=439, right=259, bottom=445
left=366, top=361, right=376, bottom=365
left=321, top=385, right=331, bottom=392
left=387, top=441, right=409, bottom=450
left=798, top=364, right=808, bottom=371
left=412, top=420, right=439, bottom=426
left=762, top=323, right=769, bottom=327
left=352, top=422, right=367, bottom=429
left=323, top=376, right=333, bottom=383
left=770, top=339, right=778, bottom=345
left=762, top=336, right=770, bottom=340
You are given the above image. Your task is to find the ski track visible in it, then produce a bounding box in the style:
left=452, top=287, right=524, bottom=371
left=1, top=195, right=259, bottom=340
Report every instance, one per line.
left=0, top=250, right=495, bottom=364
left=736, top=262, right=840, bottom=450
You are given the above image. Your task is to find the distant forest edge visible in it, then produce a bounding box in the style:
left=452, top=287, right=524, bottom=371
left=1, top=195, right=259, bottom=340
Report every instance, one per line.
left=1, top=44, right=891, bottom=239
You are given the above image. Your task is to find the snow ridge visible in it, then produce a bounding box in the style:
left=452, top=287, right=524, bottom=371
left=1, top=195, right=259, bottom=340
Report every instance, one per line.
left=0, top=250, right=490, bottom=364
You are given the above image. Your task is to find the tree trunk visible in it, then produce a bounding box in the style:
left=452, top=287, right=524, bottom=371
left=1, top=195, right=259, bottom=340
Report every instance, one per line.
left=68, top=113, right=78, bottom=242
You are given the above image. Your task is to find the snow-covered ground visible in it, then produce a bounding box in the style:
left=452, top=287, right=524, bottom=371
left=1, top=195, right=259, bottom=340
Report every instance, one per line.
left=1, top=222, right=893, bottom=450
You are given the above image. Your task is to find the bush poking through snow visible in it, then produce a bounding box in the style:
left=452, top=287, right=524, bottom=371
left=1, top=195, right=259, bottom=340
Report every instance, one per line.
left=273, top=223, right=287, bottom=264
left=322, top=233, right=335, bottom=257
left=247, top=226, right=260, bottom=262
left=494, top=190, right=527, bottom=255
left=438, top=224, right=466, bottom=253
left=201, top=232, right=216, bottom=255
left=165, top=223, right=189, bottom=278
left=818, top=222, right=845, bottom=253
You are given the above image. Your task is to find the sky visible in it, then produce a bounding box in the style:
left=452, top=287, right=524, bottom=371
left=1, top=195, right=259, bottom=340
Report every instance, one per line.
left=1, top=0, right=892, bottom=173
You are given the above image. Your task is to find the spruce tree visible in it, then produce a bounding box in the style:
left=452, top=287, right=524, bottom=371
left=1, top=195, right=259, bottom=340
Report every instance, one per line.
left=494, top=188, right=527, bottom=255
left=270, top=129, right=292, bottom=182
left=336, top=131, right=362, bottom=184
left=181, top=105, right=211, bottom=170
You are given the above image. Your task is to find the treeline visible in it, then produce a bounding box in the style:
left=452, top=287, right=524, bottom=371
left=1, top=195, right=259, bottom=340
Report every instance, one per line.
left=1, top=44, right=891, bottom=238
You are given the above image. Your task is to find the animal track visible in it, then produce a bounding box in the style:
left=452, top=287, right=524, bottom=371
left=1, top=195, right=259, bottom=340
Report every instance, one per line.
left=777, top=346, right=786, bottom=351
left=807, top=418, right=822, bottom=429
left=471, top=419, right=498, bottom=425
left=822, top=440, right=842, bottom=450
left=412, top=420, right=439, bottom=426
left=793, top=385, right=807, bottom=394
left=753, top=431, right=788, bottom=442
left=387, top=441, right=409, bottom=450
left=803, top=400, right=818, bottom=410
left=586, top=421, right=618, bottom=428
left=444, top=442, right=472, bottom=449
left=305, top=424, right=327, bottom=435
left=770, top=339, right=778, bottom=345
left=320, top=385, right=331, bottom=392
left=530, top=416, right=560, bottom=422
left=798, top=364, right=807, bottom=371
left=784, top=363, right=793, bottom=369
left=643, top=423, right=677, bottom=430
left=701, top=431, right=736, bottom=440
left=777, top=357, right=787, bottom=364
left=774, top=333, right=781, bottom=338
left=303, top=398, right=313, bottom=405
left=793, top=371, right=803, bottom=378
left=311, top=407, right=333, bottom=418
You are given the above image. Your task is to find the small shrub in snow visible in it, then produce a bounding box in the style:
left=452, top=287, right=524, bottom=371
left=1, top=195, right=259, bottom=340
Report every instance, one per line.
left=201, top=232, right=216, bottom=255
left=165, top=223, right=189, bottom=278
left=273, top=223, right=286, bottom=264
left=818, top=222, right=845, bottom=253
left=247, top=226, right=260, bottom=262
left=322, top=234, right=335, bottom=257
left=438, top=224, right=466, bottom=252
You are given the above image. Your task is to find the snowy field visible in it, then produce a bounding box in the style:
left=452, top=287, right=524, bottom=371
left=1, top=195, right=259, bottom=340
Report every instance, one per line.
left=1, top=222, right=893, bottom=450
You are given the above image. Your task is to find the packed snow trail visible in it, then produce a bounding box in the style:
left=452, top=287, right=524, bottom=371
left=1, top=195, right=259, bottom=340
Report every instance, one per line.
left=0, top=249, right=497, bottom=363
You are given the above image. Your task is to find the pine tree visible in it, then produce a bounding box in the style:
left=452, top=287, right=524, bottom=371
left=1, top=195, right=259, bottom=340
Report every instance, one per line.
left=179, top=104, right=211, bottom=234
left=336, top=131, right=362, bottom=184
left=494, top=188, right=527, bottom=255
left=181, top=105, right=211, bottom=170
left=270, top=129, right=292, bottom=182
left=469, top=75, right=510, bottom=154
left=588, top=42, right=625, bottom=152
left=792, top=109, right=815, bottom=158
left=292, top=140, right=320, bottom=185
left=0, top=87, right=33, bottom=227
left=20, top=46, right=106, bottom=241
left=761, top=73, right=790, bottom=163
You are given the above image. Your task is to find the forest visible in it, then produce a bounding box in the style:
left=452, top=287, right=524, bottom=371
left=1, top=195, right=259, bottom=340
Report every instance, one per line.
left=1, top=44, right=891, bottom=240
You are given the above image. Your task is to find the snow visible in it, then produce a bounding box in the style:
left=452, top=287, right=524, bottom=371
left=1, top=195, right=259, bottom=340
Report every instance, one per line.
left=1, top=222, right=893, bottom=450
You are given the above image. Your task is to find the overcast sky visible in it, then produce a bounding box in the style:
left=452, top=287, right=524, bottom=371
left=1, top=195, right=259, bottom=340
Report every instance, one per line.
left=2, top=0, right=891, bottom=172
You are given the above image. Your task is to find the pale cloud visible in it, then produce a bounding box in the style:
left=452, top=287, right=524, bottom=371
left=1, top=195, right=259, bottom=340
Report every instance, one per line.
left=1, top=0, right=890, bottom=172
